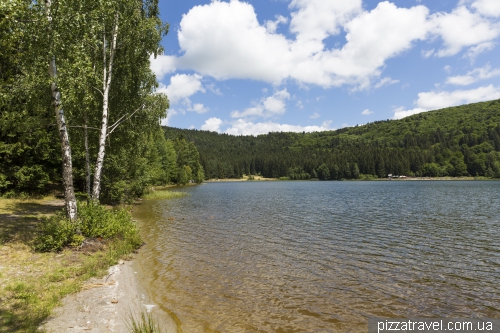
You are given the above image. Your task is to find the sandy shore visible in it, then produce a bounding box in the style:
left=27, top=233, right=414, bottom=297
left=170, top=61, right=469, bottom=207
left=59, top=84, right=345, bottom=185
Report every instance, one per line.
left=40, top=259, right=162, bottom=333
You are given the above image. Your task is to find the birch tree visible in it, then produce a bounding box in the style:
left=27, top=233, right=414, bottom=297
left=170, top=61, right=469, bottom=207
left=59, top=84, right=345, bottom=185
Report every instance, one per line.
left=90, top=0, right=168, bottom=201
left=45, top=0, right=77, bottom=220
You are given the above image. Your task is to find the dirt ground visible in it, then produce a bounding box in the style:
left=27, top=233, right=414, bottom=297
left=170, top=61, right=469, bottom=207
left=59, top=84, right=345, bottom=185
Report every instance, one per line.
left=40, top=259, right=162, bottom=333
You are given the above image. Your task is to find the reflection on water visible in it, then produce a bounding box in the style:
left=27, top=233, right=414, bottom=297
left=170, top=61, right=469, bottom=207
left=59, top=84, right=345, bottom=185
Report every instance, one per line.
left=133, top=181, right=500, bottom=332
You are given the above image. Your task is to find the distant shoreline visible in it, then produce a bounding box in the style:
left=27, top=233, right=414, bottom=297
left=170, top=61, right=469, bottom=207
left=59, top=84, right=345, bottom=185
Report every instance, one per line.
left=205, top=176, right=496, bottom=182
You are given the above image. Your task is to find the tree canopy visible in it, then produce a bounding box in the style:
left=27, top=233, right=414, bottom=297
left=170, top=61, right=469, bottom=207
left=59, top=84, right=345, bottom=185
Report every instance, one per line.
left=164, top=100, right=500, bottom=180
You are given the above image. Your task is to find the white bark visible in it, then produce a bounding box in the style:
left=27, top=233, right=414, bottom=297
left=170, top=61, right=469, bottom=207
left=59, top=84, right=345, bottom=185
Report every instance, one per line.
left=91, top=14, right=119, bottom=201
left=45, top=0, right=77, bottom=220
left=84, top=111, right=91, bottom=199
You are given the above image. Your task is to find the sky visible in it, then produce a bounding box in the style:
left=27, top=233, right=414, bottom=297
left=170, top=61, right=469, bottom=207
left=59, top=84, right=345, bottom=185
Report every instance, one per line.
left=151, top=0, right=500, bottom=136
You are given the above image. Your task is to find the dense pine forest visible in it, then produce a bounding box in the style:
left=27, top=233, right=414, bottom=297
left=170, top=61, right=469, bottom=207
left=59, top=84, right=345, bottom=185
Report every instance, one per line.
left=164, top=100, right=500, bottom=180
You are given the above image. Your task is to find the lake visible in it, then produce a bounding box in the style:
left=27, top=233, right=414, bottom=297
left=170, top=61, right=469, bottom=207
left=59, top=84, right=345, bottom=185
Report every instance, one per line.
left=132, top=181, right=500, bottom=332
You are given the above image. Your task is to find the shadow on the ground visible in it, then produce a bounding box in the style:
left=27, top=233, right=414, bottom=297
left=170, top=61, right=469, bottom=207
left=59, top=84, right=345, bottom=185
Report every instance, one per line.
left=0, top=201, right=64, bottom=244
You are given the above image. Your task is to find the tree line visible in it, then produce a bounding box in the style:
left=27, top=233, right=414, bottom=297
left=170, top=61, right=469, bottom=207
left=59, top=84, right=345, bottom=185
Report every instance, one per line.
left=163, top=99, right=500, bottom=180
left=0, top=0, right=203, bottom=216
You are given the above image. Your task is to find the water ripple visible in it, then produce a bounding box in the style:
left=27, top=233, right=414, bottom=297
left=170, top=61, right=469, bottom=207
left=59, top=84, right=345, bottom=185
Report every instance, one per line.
left=134, top=181, right=500, bottom=332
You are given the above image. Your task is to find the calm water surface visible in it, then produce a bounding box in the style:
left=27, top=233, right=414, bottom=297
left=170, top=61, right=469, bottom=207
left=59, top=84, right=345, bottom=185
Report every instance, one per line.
left=132, top=181, right=500, bottom=333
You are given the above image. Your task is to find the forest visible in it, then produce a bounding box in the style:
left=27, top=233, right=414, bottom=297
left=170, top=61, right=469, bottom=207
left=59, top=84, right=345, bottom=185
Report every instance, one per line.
left=164, top=99, right=500, bottom=180
left=2, top=1, right=500, bottom=210
left=0, top=0, right=203, bottom=209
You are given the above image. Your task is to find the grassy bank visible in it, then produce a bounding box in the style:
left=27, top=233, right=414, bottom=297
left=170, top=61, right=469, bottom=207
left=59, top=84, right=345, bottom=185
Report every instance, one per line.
left=0, top=196, right=142, bottom=333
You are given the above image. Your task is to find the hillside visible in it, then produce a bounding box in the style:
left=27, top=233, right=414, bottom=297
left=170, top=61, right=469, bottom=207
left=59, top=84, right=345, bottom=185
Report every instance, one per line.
left=163, top=100, right=500, bottom=180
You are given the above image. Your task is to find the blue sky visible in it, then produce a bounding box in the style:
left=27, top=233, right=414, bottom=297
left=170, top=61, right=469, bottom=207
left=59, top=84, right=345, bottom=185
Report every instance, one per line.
left=151, top=0, right=500, bottom=135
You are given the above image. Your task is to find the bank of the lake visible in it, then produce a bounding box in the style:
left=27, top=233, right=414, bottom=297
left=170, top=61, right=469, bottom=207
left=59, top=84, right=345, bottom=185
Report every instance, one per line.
left=0, top=196, right=165, bottom=333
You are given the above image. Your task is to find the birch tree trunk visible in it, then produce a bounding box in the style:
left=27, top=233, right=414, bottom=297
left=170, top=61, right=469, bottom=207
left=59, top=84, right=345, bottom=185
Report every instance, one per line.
left=91, top=14, right=119, bottom=201
left=45, top=0, right=77, bottom=220
left=84, top=110, right=91, bottom=199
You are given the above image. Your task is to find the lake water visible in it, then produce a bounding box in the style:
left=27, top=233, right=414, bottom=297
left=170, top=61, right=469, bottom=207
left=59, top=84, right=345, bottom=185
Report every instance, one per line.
left=132, top=181, right=500, bottom=333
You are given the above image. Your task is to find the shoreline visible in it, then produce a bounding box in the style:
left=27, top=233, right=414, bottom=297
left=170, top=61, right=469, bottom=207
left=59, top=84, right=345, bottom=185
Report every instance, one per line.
left=40, top=259, right=163, bottom=333
left=205, top=176, right=494, bottom=182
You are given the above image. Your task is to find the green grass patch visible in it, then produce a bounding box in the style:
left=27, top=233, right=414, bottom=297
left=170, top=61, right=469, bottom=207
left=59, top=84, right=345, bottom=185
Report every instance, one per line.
left=142, top=190, right=188, bottom=200
left=0, top=237, right=140, bottom=333
left=0, top=197, right=143, bottom=333
left=126, top=311, right=164, bottom=333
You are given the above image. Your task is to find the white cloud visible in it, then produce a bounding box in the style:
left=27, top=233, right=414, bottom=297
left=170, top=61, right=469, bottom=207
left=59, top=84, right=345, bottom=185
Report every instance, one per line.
left=189, top=103, right=209, bottom=114
left=161, top=109, right=178, bottom=126
left=289, top=0, right=362, bottom=40
left=310, top=112, right=320, bottom=119
left=206, top=83, right=222, bottom=96
left=393, top=84, right=500, bottom=119
left=201, top=117, right=223, bottom=132
left=152, top=0, right=500, bottom=90
left=446, top=64, right=500, bottom=85
left=393, top=106, right=427, bottom=120
left=464, top=42, right=496, bottom=62
left=265, top=15, right=288, bottom=34
left=416, top=85, right=500, bottom=109
left=161, top=74, right=204, bottom=105
left=430, top=6, right=500, bottom=57
left=231, top=89, right=290, bottom=118
left=171, top=0, right=430, bottom=88
left=374, top=77, right=399, bottom=89
left=361, top=109, right=374, bottom=115
left=470, top=0, right=500, bottom=17
left=444, top=65, right=452, bottom=73
left=149, top=55, right=177, bottom=80
left=224, top=119, right=332, bottom=136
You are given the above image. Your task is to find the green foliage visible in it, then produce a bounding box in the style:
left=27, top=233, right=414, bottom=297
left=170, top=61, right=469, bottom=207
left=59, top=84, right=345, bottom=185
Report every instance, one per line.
left=33, top=212, right=81, bottom=252
left=317, top=163, right=330, bottom=180
left=164, top=100, right=500, bottom=180
left=77, top=202, right=140, bottom=243
left=34, top=202, right=141, bottom=252
left=142, top=190, right=188, bottom=200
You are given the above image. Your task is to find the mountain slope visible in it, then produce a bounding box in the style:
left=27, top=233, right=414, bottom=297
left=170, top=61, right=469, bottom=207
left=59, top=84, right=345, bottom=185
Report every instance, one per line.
left=163, top=100, right=500, bottom=179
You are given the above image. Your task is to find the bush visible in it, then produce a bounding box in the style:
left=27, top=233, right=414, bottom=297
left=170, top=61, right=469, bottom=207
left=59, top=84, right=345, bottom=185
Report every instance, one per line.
left=34, top=201, right=142, bottom=252
left=33, top=213, right=81, bottom=252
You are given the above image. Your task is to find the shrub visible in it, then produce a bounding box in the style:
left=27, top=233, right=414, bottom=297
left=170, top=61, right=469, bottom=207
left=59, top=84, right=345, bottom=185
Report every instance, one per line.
left=33, top=212, right=80, bottom=252
left=34, top=201, right=142, bottom=252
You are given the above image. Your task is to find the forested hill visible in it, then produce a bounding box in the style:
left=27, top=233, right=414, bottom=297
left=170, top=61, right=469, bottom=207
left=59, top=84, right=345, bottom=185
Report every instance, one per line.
left=163, top=100, right=500, bottom=180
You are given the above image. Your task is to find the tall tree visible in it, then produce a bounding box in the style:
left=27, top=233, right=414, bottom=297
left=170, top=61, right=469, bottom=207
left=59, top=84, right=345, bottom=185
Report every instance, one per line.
left=45, top=0, right=77, bottom=220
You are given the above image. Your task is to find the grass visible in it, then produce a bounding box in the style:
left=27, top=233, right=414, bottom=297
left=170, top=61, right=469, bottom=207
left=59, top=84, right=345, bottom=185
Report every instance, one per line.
left=0, top=196, right=141, bottom=333
left=0, top=195, right=62, bottom=244
left=142, top=190, right=188, bottom=200
left=126, top=311, right=164, bottom=333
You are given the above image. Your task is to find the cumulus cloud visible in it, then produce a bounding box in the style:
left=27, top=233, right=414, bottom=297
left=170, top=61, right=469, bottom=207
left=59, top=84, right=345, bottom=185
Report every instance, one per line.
left=446, top=64, right=500, bottom=85
left=310, top=112, right=320, bottom=119
left=393, top=107, right=428, bottom=120
left=361, top=109, right=374, bottom=115
left=201, top=117, right=223, bottom=132
left=189, top=103, right=209, bottom=114
left=149, top=55, right=177, bottom=80
left=159, top=74, right=205, bottom=105
left=170, top=0, right=430, bottom=88
left=224, top=120, right=332, bottom=136
left=150, top=0, right=500, bottom=90
left=468, top=0, right=500, bottom=17
left=430, top=6, right=500, bottom=57
left=393, top=84, right=500, bottom=119
left=265, top=15, right=288, bottom=34
left=231, top=89, right=290, bottom=118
